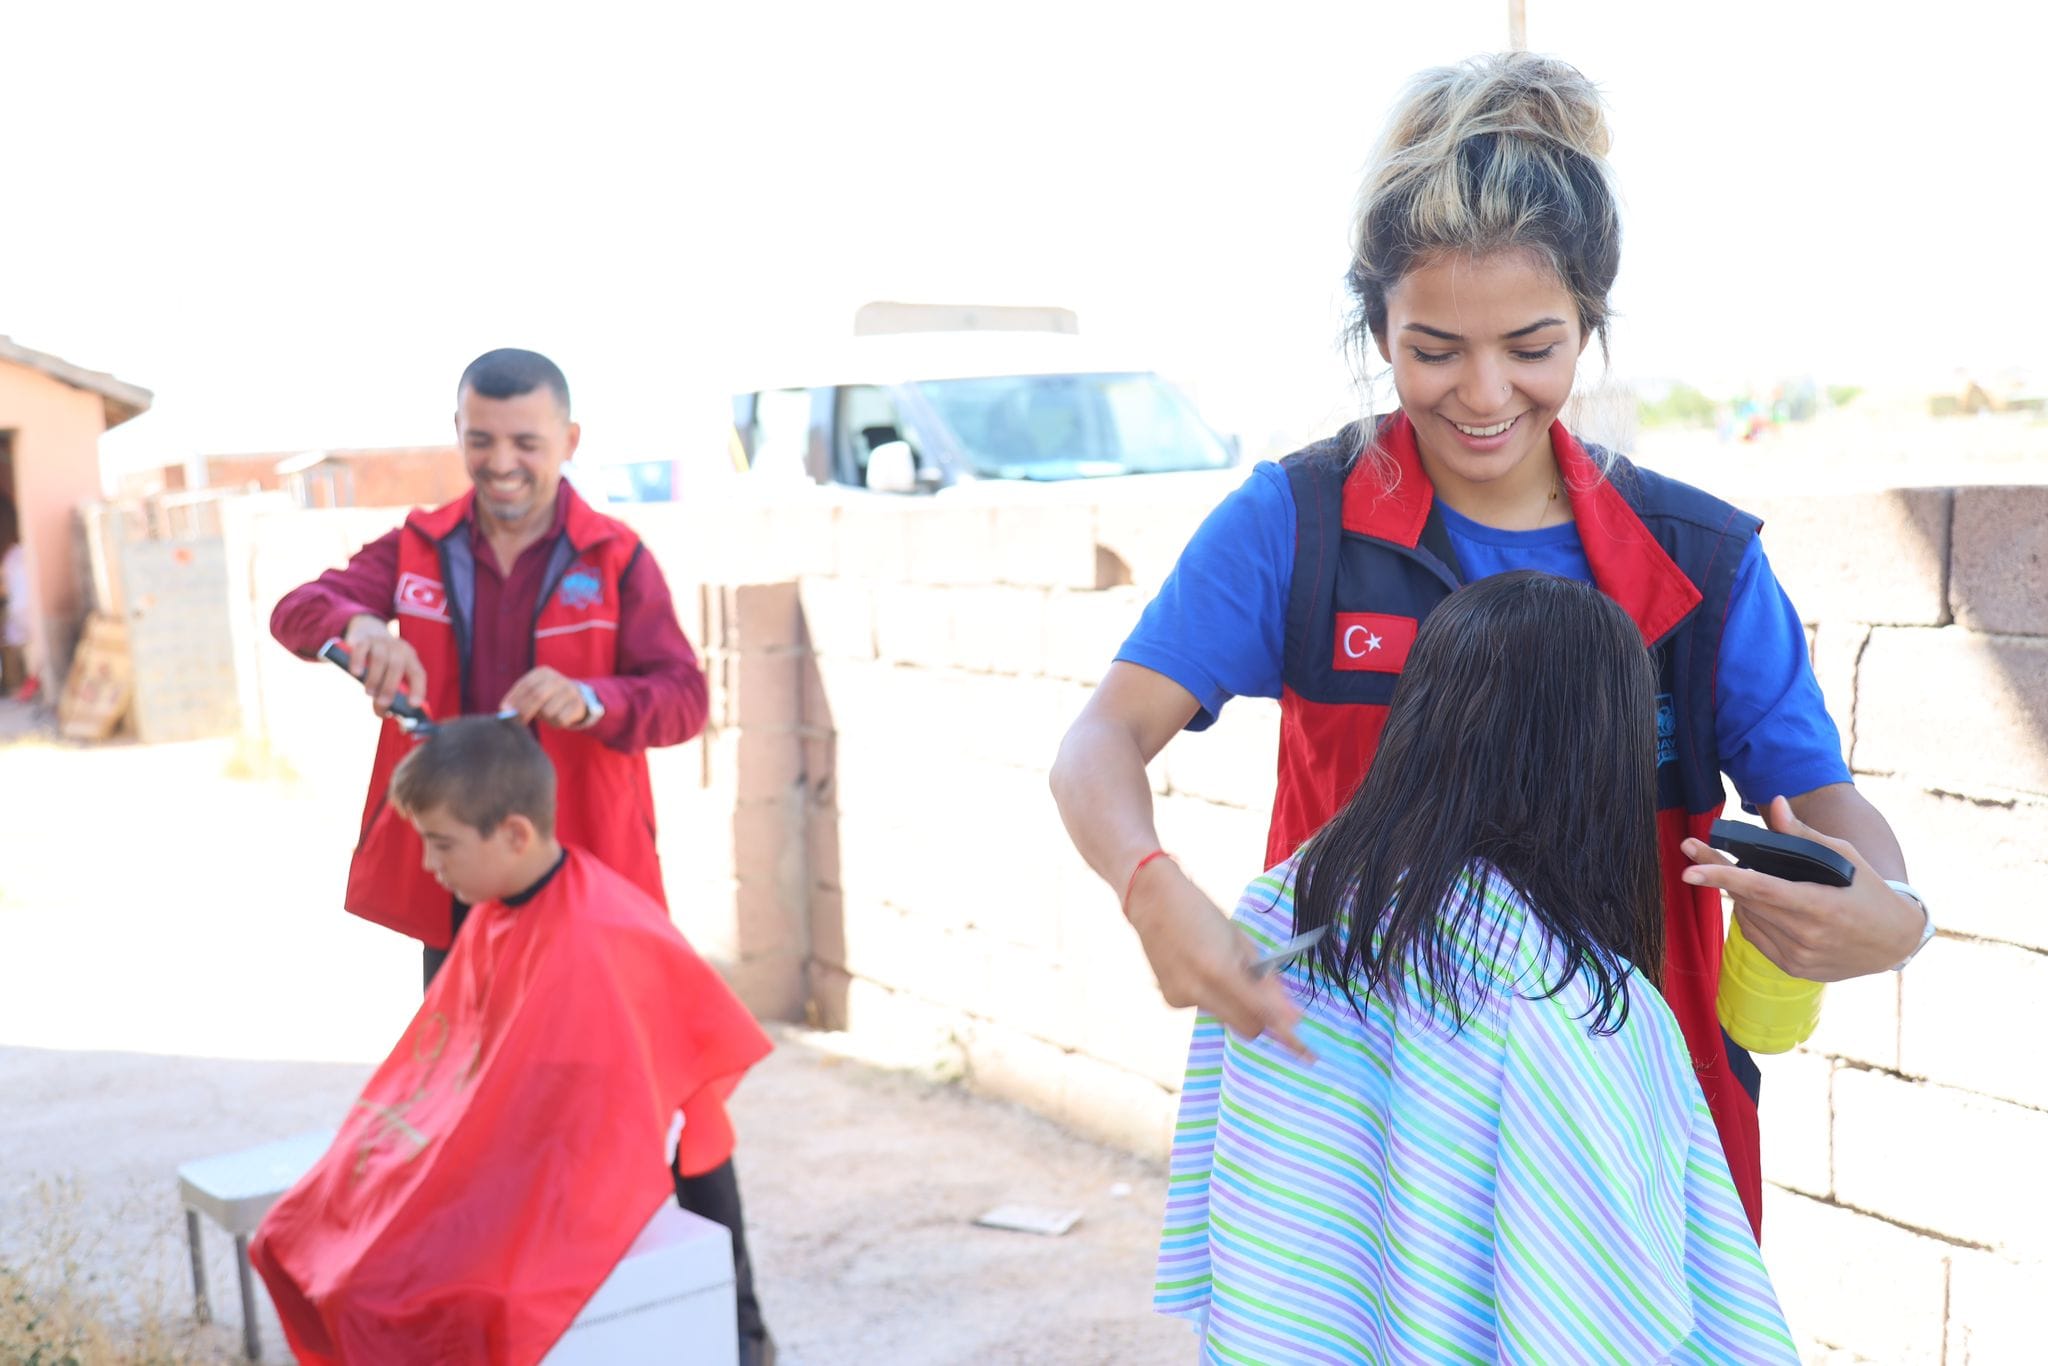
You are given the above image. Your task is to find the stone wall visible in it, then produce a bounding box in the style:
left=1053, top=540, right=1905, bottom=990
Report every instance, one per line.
left=231, top=476, right=2048, bottom=1363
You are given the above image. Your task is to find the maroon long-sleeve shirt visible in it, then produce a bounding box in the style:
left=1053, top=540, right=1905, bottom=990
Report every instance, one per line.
left=269, top=486, right=707, bottom=752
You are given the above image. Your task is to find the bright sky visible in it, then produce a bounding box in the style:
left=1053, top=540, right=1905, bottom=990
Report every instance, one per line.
left=4, top=0, right=2041, bottom=478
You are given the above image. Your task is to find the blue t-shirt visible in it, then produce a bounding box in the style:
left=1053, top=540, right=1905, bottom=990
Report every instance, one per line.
left=1118, top=461, right=1850, bottom=807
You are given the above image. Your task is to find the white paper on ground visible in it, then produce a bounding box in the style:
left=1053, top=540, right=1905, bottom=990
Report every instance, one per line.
left=973, top=1204, right=1083, bottom=1236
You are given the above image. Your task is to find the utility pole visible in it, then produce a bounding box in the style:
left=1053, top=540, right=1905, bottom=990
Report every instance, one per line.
left=1509, top=0, right=1527, bottom=49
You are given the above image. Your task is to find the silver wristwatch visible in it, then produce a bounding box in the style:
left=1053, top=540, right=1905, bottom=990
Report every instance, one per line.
left=575, top=681, right=605, bottom=729
left=1885, top=879, right=1935, bottom=971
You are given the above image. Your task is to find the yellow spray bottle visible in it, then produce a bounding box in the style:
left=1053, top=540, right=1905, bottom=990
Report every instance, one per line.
left=1707, top=820, right=1850, bottom=1055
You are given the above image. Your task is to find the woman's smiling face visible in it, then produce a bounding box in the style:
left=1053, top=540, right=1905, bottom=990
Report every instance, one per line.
left=1375, top=249, right=1588, bottom=504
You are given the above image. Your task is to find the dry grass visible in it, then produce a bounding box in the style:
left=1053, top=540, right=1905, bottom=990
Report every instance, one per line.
left=0, top=1176, right=234, bottom=1366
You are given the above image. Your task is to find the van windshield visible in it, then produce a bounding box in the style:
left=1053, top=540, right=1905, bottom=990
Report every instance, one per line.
left=909, top=372, right=1233, bottom=480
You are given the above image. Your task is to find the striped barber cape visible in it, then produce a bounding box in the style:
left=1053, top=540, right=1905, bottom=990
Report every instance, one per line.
left=1155, top=861, right=1797, bottom=1365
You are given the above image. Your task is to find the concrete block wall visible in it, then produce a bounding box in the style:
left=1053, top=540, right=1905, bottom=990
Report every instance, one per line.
left=228, top=475, right=2048, bottom=1361
left=1741, top=485, right=2048, bottom=1364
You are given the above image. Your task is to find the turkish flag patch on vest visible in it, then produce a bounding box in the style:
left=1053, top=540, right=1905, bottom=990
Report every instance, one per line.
left=1332, top=612, right=1417, bottom=672
left=394, top=572, right=450, bottom=623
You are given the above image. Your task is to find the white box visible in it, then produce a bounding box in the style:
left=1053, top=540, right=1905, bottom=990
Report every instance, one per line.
left=544, top=1200, right=738, bottom=1366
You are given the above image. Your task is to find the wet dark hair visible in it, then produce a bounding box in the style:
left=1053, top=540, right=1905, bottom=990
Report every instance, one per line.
left=390, top=716, right=556, bottom=838
left=1292, top=571, right=1663, bottom=1035
left=457, top=348, right=571, bottom=417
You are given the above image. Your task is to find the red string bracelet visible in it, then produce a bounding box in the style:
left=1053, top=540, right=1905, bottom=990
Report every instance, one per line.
left=1121, top=849, right=1177, bottom=918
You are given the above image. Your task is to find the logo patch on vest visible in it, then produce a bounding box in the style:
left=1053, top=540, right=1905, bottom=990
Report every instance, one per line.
left=394, top=572, right=450, bottom=623
left=1332, top=613, right=1416, bottom=673
left=556, top=563, right=604, bottom=611
left=1656, top=693, right=1678, bottom=767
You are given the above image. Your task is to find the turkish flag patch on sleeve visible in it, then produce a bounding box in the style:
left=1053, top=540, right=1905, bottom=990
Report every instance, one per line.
left=1332, top=612, right=1417, bottom=673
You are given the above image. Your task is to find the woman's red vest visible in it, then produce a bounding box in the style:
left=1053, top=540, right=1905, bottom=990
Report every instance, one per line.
left=344, top=490, right=666, bottom=948
left=1269, top=414, right=1771, bottom=1236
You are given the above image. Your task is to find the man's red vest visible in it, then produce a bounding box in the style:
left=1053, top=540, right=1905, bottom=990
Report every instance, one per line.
left=1270, top=413, right=1772, bottom=1237
left=345, top=488, right=666, bottom=949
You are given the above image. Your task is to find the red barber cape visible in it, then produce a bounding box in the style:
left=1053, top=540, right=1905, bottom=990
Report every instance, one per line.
left=251, top=848, right=773, bottom=1366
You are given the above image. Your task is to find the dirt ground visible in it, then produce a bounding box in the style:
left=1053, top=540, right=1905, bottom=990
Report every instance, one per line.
left=0, top=708, right=1194, bottom=1365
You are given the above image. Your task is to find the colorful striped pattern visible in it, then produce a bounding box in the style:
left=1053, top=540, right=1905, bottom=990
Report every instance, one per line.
left=1156, top=862, right=1797, bottom=1364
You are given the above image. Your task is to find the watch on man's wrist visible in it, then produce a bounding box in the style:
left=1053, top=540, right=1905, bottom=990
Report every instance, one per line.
left=1885, top=879, right=1935, bottom=971
left=575, top=681, right=605, bottom=729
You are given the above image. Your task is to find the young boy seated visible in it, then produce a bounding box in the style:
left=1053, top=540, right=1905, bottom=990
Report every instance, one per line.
left=253, top=717, right=774, bottom=1365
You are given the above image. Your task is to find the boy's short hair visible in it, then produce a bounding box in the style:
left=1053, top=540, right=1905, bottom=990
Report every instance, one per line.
left=390, top=717, right=556, bottom=838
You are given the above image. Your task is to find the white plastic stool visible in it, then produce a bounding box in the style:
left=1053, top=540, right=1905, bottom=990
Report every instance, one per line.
left=544, top=1200, right=738, bottom=1365
left=175, top=1128, right=335, bottom=1361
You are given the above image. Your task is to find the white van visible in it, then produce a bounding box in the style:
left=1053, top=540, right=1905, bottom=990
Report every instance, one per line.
left=730, top=331, right=1239, bottom=495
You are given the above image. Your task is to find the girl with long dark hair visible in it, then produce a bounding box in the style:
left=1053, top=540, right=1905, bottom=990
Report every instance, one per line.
left=1155, top=571, right=1796, bottom=1362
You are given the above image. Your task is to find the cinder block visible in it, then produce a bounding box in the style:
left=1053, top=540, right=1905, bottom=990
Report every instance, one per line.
left=1072, top=969, right=1198, bottom=1092
left=961, top=1015, right=1072, bottom=1117
left=830, top=810, right=943, bottom=930
left=808, top=886, right=846, bottom=973
left=807, top=962, right=852, bottom=1031
left=947, top=584, right=1050, bottom=676
left=730, top=796, right=802, bottom=891
left=875, top=671, right=1082, bottom=775
left=1758, top=1049, right=1832, bottom=1199
left=801, top=733, right=834, bottom=804
left=1946, top=1250, right=2048, bottom=1364
left=954, top=833, right=1074, bottom=957
left=1150, top=793, right=1273, bottom=914
left=1808, top=623, right=1866, bottom=766
left=1055, top=864, right=1155, bottom=969
left=733, top=873, right=806, bottom=963
left=1951, top=486, right=2048, bottom=635
left=1163, top=696, right=1283, bottom=812
left=1898, top=938, right=2048, bottom=1110
left=1094, top=486, right=1231, bottom=593
left=722, top=950, right=807, bottom=1023
left=1042, top=587, right=1147, bottom=686
left=798, top=653, right=834, bottom=733
left=1804, top=967, right=1898, bottom=1073
left=872, top=582, right=959, bottom=669
left=811, top=656, right=896, bottom=735
left=796, top=577, right=876, bottom=663
left=1832, top=1069, right=2048, bottom=1258
left=833, top=500, right=914, bottom=582
left=729, top=581, right=804, bottom=651
left=1854, top=628, right=2048, bottom=796
left=1748, top=489, right=1951, bottom=626
left=732, top=649, right=802, bottom=728
left=806, top=802, right=841, bottom=893
left=718, top=729, right=804, bottom=803
left=902, top=503, right=1001, bottom=585
left=685, top=500, right=839, bottom=583
left=1762, top=1187, right=1949, bottom=1365
left=1855, top=777, right=2048, bottom=952
left=991, top=504, right=1102, bottom=589
left=1055, top=1048, right=1180, bottom=1160
left=968, top=945, right=1087, bottom=1052
left=840, top=911, right=991, bottom=1018
left=840, top=973, right=970, bottom=1072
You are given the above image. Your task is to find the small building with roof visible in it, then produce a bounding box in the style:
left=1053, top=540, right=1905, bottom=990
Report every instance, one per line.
left=0, top=335, right=152, bottom=688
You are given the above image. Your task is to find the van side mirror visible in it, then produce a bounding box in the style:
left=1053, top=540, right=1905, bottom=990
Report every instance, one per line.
left=865, top=440, right=921, bottom=494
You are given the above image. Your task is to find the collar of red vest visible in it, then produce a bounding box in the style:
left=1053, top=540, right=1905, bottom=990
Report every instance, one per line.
left=407, top=483, right=620, bottom=555
left=1340, top=411, right=1702, bottom=645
